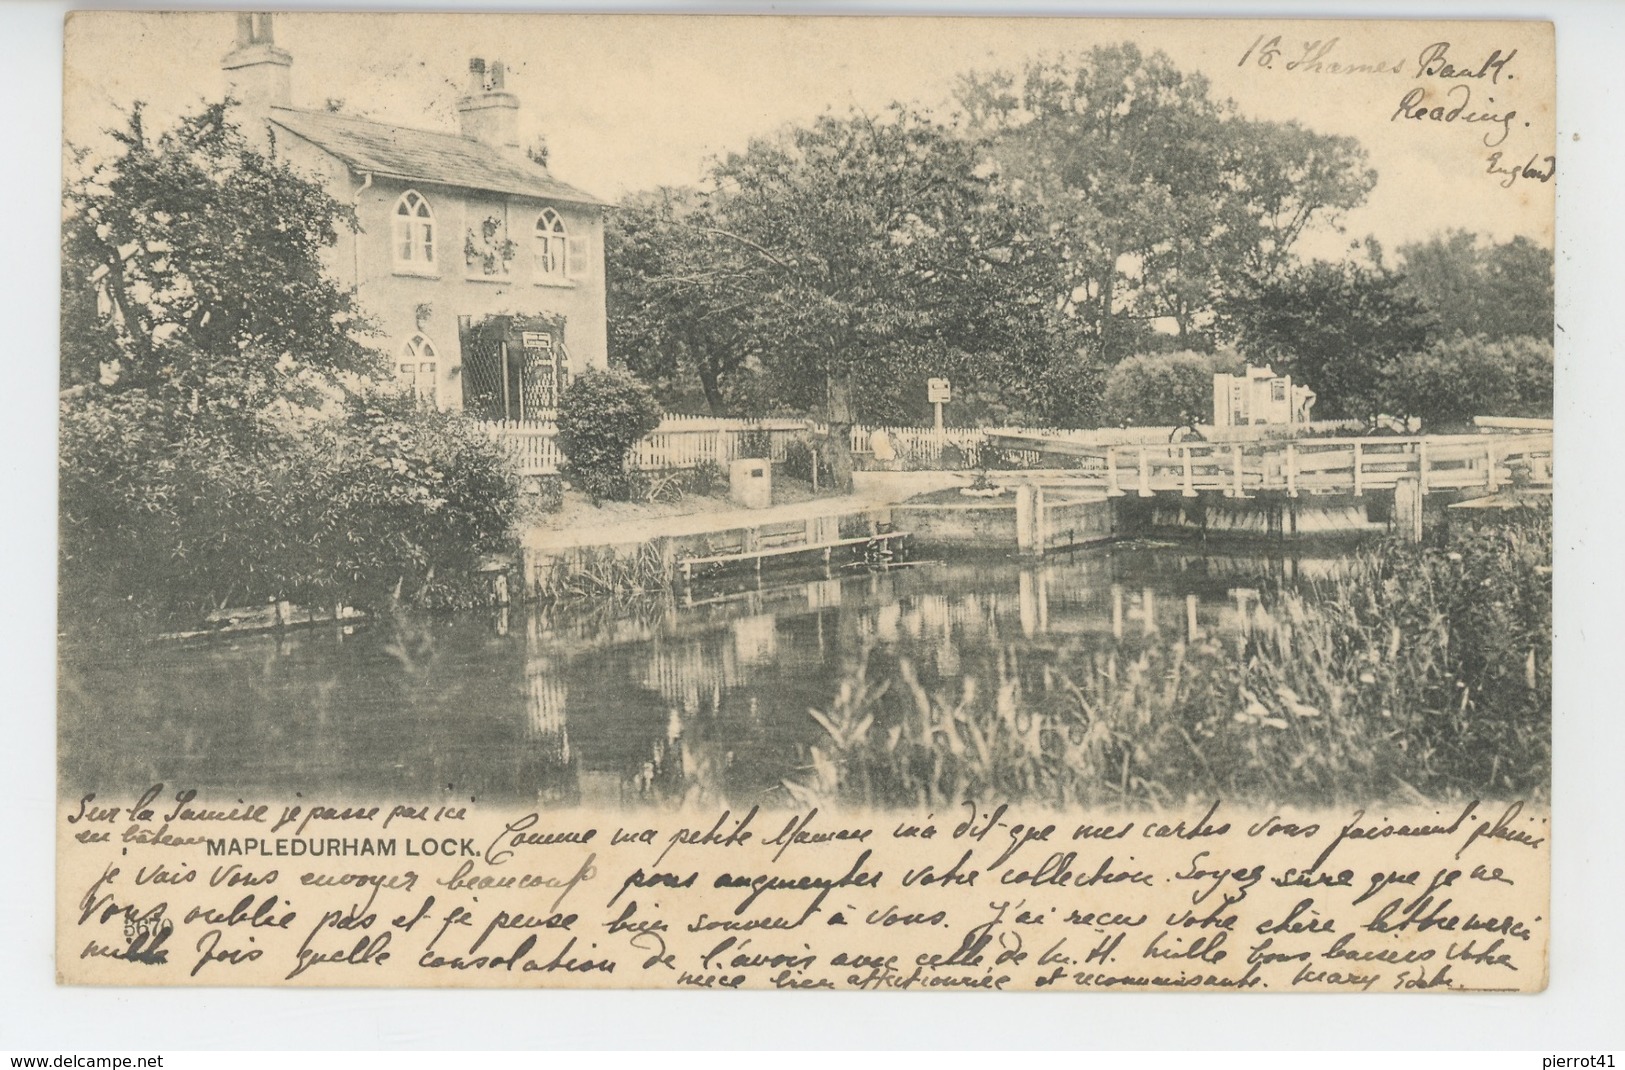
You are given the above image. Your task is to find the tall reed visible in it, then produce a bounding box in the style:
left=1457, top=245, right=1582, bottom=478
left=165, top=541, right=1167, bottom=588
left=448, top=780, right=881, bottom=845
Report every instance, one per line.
left=532, top=542, right=672, bottom=602
left=790, top=509, right=1551, bottom=808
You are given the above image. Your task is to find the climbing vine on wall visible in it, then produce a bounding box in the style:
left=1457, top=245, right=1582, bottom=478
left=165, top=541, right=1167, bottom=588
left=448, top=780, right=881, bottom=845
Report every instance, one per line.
left=465, top=215, right=518, bottom=276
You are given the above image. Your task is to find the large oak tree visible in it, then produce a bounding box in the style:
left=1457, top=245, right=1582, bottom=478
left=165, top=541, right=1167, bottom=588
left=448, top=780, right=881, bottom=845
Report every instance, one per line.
left=614, top=105, right=1070, bottom=486
left=958, top=45, right=1375, bottom=357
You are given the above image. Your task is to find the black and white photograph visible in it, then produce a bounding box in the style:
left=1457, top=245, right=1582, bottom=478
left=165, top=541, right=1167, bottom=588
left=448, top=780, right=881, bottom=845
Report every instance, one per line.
left=45, top=7, right=1567, bottom=998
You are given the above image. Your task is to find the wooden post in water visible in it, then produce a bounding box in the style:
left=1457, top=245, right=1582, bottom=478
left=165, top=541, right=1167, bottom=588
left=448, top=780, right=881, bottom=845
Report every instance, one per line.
left=1182, top=445, right=1196, bottom=497
left=1137, top=447, right=1152, bottom=497
left=1231, top=444, right=1245, bottom=498
left=1037, top=568, right=1049, bottom=634
left=1105, top=447, right=1123, bottom=496
left=1285, top=443, right=1298, bottom=498
left=1015, top=484, right=1039, bottom=556
left=1018, top=568, right=1038, bottom=638
left=1485, top=439, right=1501, bottom=492
left=1352, top=442, right=1364, bottom=496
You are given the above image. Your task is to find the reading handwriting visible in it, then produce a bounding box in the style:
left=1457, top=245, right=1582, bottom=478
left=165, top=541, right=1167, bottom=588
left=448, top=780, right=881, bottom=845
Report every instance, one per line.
left=1392, top=85, right=1519, bottom=147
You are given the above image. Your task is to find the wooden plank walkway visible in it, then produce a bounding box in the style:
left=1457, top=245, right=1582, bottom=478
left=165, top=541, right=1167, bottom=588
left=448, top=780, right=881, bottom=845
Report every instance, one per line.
left=679, top=530, right=908, bottom=581
left=982, top=431, right=1552, bottom=500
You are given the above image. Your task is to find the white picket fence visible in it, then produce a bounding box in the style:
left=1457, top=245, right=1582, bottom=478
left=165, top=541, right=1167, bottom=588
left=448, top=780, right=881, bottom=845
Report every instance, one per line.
left=489, top=415, right=1374, bottom=478
left=484, top=416, right=1034, bottom=477
left=484, top=416, right=807, bottom=477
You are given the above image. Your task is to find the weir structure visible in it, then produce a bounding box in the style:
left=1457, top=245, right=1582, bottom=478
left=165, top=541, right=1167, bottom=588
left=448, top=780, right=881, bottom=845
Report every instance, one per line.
left=981, top=430, right=1552, bottom=543
left=507, top=428, right=1551, bottom=600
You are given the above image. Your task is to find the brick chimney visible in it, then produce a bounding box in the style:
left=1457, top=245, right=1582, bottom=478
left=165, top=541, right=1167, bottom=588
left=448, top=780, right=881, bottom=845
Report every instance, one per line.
left=457, top=58, right=520, bottom=150
left=221, top=12, right=293, bottom=117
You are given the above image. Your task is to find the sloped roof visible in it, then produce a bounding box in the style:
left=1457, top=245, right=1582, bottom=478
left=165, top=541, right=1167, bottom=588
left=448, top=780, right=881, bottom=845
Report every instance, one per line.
left=268, top=107, right=604, bottom=206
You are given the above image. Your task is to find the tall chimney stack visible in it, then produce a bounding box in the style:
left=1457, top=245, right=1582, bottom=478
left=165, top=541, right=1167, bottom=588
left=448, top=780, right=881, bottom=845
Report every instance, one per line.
left=221, top=11, right=293, bottom=118
left=457, top=56, right=520, bottom=150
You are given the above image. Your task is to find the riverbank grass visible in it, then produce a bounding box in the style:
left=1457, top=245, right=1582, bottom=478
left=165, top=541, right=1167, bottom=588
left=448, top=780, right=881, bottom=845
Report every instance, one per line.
left=793, top=509, right=1551, bottom=808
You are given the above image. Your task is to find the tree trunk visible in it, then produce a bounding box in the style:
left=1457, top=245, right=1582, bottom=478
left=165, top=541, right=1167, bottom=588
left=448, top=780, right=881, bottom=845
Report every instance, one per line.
left=1096, top=258, right=1116, bottom=363
left=697, top=359, right=727, bottom=417
left=819, top=371, right=856, bottom=494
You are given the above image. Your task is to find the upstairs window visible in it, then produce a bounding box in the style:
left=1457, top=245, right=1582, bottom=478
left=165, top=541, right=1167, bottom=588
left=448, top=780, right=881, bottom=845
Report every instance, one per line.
left=394, top=190, right=435, bottom=269
left=399, top=333, right=439, bottom=405
left=534, top=208, right=568, bottom=280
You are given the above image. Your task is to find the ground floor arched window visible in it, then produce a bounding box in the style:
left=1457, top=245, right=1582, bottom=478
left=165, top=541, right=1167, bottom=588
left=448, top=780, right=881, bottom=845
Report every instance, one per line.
left=399, top=333, right=440, bottom=405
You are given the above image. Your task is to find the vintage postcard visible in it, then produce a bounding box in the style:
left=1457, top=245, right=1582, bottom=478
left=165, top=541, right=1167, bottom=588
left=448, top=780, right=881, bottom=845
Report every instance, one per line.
left=57, top=12, right=1554, bottom=991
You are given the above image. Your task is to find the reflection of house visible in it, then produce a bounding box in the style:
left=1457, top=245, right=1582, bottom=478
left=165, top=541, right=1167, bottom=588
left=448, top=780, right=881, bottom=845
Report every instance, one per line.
left=221, top=13, right=608, bottom=413
left=1213, top=365, right=1316, bottom=429
left=644, top=634, right=741, bottom=715
left=731, top=614, right=779, bottom=666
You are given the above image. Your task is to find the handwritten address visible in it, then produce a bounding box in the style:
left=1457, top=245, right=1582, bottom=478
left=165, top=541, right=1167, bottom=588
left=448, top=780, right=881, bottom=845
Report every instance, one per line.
left=1238, top=34, right=1553, bottom=185
left=60, top=788, right=1550, bottom=991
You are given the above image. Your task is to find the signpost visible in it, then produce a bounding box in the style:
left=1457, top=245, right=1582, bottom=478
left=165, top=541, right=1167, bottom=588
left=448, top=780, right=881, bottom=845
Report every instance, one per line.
left=927, top=377, right=950, bottom=447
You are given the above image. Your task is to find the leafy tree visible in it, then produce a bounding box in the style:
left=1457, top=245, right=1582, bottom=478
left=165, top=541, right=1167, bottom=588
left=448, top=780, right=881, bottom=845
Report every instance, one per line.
left=698, top=104, right=1070, bottom=488
left=1388, top=335, right=1554, bottom=430
left=1396, top=229, right=1554, bottom=343
left=1216, top=118, right=1377, bottom=280
left=1217, top=260, right=1436, bottom=421
left=554, top=369, right=663, bottom=502
left=60, top=103, right=518, bottom=630
left=62, top=102, right=381, bottom=402
left=959, top=46, right=1374, bottom=356
left=1102, top=351, right=1234, bottom=427
left=965, top=346, right=1108, bottom=429
left=606, top=188, right=759, bottom=415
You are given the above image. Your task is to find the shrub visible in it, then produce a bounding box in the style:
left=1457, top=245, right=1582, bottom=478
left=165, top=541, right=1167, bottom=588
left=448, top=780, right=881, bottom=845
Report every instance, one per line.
left=736, top=427, right=772, bottom=459
left=59, top=386, right=522, bottom=629
left=1388, top=335, right=1554, bottom=431
left=530, top=474, right=566, bottom=514
left=555, top=370, right=662, bottom=503
left=781, top=438, right=817, bottom=483
left=688, top=461, right=726, bottom=497
left=1101, top=351, right=1218, bottom=427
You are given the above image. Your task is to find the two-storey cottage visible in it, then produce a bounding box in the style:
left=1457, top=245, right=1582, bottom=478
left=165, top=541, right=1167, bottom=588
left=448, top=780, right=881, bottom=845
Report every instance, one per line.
left=221, top=13, right=608, bottom=415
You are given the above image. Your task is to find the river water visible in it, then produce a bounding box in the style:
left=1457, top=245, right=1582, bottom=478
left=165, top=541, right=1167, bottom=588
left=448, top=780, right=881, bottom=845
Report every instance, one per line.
left=59, top=544, right=1351, bottom=809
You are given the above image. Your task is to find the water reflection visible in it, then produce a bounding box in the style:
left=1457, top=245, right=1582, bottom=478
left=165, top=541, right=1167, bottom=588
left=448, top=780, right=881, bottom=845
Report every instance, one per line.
left=58, top=545, right=1345, bottom=808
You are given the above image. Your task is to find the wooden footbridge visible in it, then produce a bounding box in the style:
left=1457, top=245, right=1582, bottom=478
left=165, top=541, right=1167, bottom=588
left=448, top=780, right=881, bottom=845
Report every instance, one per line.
left=983, top=430, right=1553, bottom=501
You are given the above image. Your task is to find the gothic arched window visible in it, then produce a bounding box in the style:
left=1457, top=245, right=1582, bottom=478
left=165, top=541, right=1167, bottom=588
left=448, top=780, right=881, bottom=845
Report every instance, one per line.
left=393, top=190, right=436, bottom=268
left=534, top=207, right=568, bottom=280
left=398, top=333, right=439, bottom=405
